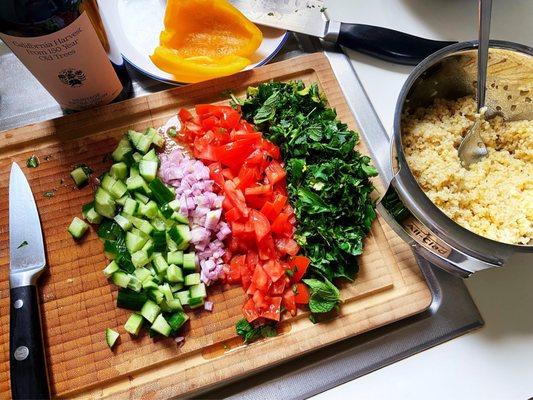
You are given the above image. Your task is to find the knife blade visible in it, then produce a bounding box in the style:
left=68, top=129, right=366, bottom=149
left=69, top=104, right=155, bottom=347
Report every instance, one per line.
left=9, top=162, right=50, bottom=400
left=230, top=0, right=457, bottom=65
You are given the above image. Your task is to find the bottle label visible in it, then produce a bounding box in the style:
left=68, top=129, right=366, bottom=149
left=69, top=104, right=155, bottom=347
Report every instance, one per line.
left=0, top=12, right=123, bottom=110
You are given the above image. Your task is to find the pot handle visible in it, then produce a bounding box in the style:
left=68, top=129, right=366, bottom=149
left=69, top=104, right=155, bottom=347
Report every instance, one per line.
left=378, top=185, right=500, bottom=277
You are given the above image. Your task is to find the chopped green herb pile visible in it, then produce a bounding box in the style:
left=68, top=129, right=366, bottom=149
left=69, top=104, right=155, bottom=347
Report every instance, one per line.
left=236, top=318, right=277, bottom=343
left=26, top=155, right=39, bottom=168
left=239, top=81, right=378, bottom=307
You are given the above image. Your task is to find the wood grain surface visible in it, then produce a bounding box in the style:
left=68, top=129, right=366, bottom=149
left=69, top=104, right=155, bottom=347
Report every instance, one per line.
left=0, top=53, right=432, bottom=399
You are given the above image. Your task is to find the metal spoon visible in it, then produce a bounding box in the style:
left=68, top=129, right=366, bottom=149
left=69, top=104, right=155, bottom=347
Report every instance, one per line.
left=458, top=0, right=492, bottom=167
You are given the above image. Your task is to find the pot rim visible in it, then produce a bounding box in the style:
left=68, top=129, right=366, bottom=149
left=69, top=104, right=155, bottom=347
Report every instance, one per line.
left=392, top=39, right=533, bottom=256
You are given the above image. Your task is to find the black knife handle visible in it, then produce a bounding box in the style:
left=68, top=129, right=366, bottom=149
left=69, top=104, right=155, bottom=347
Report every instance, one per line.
left=337, top=23, right=457, bottom=65
left=10, top=285, right=50, bottom=400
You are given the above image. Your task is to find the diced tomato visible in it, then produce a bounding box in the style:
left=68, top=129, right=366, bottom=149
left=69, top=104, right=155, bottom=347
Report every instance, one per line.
left=251, top=264, right=271, bottom=292
left=270, top=276, right=287, bottom=295
left=260, top=139, right=281, bottom=160
left=262, top=260, right=285, bottom=283
left=178, top=107, right=193, bottom=122
left=275, top=238, right=300, bottom=256
left=250, top=210, right=271, bottom=242
left=288, top=256, right=311, bottom=282
left=225, top=207, right=241, bottom=223
left=260, top=296, right=282, bottom=321
left=272, top=193, right=287, bottom=216
left=245, top=194, right=269, bottom=210
left=208, top=162, right=225, bottom=188
left=224, top=180, right=249, bottom=217
left=282, top=290, right=297, bottom=316
left=246, top=251, right=259, bottom=270
left=227, top=255, right=245, bottom=284
left=293, top=283, right=310, bottom=304
left=252, top=290, right=268, bottom=309
left=233, top=130, right=262, bottom=142
left=244, top=184, right=272, bottom=196
left=271, top=212, right=292, bottom=235
left=214, top=137, right=259, bottom=169
left=265, top=160, right=286, bottom=185
left=258, top=235, right=277, bottom=261
left=237, top=166, right=258, bottom=189
left=243, top=298, right=259, bottom=322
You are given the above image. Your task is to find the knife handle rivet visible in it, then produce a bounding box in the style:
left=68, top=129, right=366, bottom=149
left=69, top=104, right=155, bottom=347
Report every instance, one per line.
left=13, top=299, right=23, bottom=309
left=14, top=346, right=29, bottom=361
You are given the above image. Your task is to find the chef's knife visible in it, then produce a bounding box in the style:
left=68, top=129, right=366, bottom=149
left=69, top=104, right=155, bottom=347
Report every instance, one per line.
left=9, top=162, right=50, bottom=400
left=230, top=0, right=457, bottom=65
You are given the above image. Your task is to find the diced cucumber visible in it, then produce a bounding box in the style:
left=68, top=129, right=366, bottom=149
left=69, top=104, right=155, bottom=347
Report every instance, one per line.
left=127, top=129, right=143, bottom=147
left=104, top=240, right=119, bottom=260
left=85, top=208, right=103, bottom=224
left=70, top=166, right=90, bottom=187
left=170, top=282, right=184, bottom=292
left=167, top=311, right=189, bottom=333
left=126, top=175, right=147, bottom=193
left=134, top=192, right=150, bottom=204
left=114, top=214, right=132, bottom=231
left=167, top=199, right=181, bottom=211
left=165, top=298, right=183, bottom=311
left=68, top=217, right=89, bottom=239
left=123, top=198, right=138, bottom=216
left=117, top=289, right=148, bottom=310
left=124, top=313, right=143, bottom=335
left=167, top=251, right=183, bottom=266
left=151, top=230, right=167, bottom=252
left=105, top=328, right=119, bottom=349
left=152, top=252, right=169, bottom=274
left=142, top=148, right=158, bottom=162
left=116, top=194, right=129, bottom=206
left=146, top=127, right=165, bottom=148
left=95, top=187, right=116, bottom=218
left=101, top=174, right=116, bottom=192
left=151, top=314, right=171, bottom=336
left=97, top=219, right=122, bottom=240
left=132, top=217, right=153, bottom=235
left=111, top=271, right=131, bottom=288
left=160, top=203, right=174, bottom=219
left=189, top=283, right=207, bottom=299
left=166, top=264, right=184, bottom=283
left=142, top=278, right=158, bottom=290
left=168, top=225, right=191, bottom=246
left=188, top=297, right=205, bottom=309
left=131, top=250, right=150, bottom=268
left=125, top=231, right=147, bottom=253
left=136, top=135, right=152, bottom=154
left=110, top=162, right=128, bottom=180
left=141, top=239, right=154, bottom=257
left=112, top=137, right=133, bottom=162
left=175, top=290, right=190, bottom=306
left=149, top=178, right=175, bottom=205
left=109, top=180, right=128, bottom=199
left=184, top=273, right=201, bottom=286
left=139, top=160, right=158, bottom=182
left=102, top=260, right=119, bottom=278
left=171, top=212, right=189, bottom=224
left=130, top=165, right=140, bottom=177
left=134, top=267, right=152, bottom=282
left=182, top=252, right=196, bottom=272
left=159, top=283, right=174, bottom=302
left=148, top=289, right=164, bottom=304
left=82, top=202, right=94, bottom=218
left=132, top=152, right=143, bottom=163
left=116, top=254, right=135, bottom=273
left=127, top=275, right=142, bottom=292
left=140, top=300, right=161, bottom=323
left=139, top=200, right=158, bottom=219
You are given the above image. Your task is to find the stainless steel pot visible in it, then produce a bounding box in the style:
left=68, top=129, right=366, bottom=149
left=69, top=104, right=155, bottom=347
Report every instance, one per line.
left=379, top=40, right=533, bottom=277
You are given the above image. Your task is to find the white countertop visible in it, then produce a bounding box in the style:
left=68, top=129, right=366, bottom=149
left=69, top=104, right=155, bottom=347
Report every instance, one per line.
left=313, top=1, right=533, bottom=399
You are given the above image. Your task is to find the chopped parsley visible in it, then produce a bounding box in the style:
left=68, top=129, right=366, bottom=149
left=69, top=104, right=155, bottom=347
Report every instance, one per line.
left=43, top=190, right=56, bottom=198
left=236, top=318, right=277, bottom=343
left=26, top=155, right=39, bottom=168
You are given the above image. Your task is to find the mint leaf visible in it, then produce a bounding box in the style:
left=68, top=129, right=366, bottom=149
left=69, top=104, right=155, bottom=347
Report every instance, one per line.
left=304, top=278, right=340, bottom=314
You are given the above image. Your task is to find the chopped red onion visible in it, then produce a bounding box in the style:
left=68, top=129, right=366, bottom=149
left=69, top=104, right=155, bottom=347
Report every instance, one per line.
left=204, top=301, right=214, bottom=311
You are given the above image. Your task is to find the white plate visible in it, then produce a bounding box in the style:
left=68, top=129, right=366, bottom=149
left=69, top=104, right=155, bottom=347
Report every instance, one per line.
left=101, top=0, right=289, bottom=85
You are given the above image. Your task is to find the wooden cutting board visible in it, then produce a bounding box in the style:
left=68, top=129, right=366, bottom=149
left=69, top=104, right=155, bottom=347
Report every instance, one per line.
left=0, top=53, right=431, bottom=399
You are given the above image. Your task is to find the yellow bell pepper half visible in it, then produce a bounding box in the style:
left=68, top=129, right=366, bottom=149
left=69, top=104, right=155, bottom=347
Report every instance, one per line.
left=150, top=0, right=263, bottom=83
